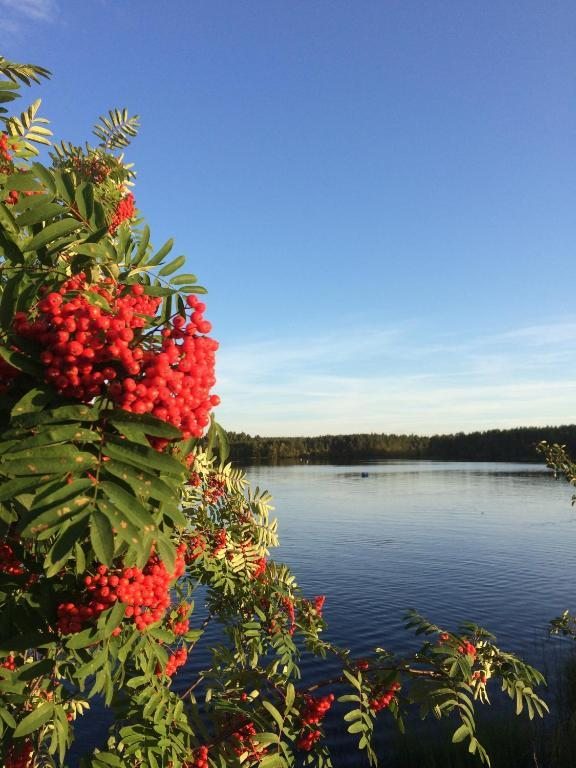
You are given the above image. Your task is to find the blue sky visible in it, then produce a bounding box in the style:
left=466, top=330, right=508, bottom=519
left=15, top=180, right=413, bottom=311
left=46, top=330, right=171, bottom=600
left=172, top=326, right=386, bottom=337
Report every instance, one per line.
left=3, top=0, right=576, bottom=435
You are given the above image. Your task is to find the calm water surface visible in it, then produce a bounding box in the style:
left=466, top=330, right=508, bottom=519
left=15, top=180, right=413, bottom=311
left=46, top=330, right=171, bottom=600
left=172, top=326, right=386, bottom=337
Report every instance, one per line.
left=74, top=461, right=576, bottom=764
left=245, top=461, right=575, bottom=664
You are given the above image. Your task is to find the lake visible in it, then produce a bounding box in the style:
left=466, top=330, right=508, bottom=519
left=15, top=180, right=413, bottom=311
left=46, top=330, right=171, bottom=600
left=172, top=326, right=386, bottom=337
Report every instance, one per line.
left=243, top=460, right=575, bottom=662
left=73, top=460, right=576, bottom=765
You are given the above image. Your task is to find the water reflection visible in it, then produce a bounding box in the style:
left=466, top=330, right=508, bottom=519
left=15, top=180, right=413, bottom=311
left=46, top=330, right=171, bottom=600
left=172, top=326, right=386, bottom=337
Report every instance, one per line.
left=72, top=461, right=575, bottom=765
left=246, top=461, right=573, bottom=663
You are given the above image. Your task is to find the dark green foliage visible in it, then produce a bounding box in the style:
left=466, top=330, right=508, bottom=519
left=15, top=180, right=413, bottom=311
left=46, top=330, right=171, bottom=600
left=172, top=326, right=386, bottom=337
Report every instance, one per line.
left=227, top=425, right=576, bottom=463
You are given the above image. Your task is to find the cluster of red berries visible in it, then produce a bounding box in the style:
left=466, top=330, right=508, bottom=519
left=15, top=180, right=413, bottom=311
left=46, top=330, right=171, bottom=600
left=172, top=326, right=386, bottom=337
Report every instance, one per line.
left=185, top=534, right=207, bottom=563
left=212, top=529, right=227, bottom=557
left=296, top=729, right=322, bottom=751
left=69, top=154, right=111, bottom=185
left=109, top=294, right=219, bottom=438
left=296, top=692, right=334, bottom=751
left=472, top=670, right=487, bottom=684
left=1, top=654, right=17, bottom=670
left=13, top=275, right=159, bottom=401
left=1, top=134, right=42, bottom=204
left=369, top=682, right=401, bottom=712
left=183, top=746, right=209, bottom=768
left=313, top=595, right=326, bottom=617
left=57, top=545, right=186, bottom=635
left=251, top=557, right=267, bottom=579
left=109, top=192, right=136, bottom=234
left=1, top=134, right=18, bottom=205
left=0, top=133, right=13, bottom=172
left=9, top=276, right=220, bottom=438
left=282, top=596, right=296, bottom=635
left=300, top=694, right=334, bottom=725
left=169, top=603, right=191, bottom=635
left=203, top=475, right=226, bottom=505
left=163, top=647, right=187, bottom=677
left=4, top=740, right=33, bottom=768
left=458, top=641, right=477, bottom=658
left=231, top=721, right=267, bottom=761
left=0, top=543, right=24, bottom=575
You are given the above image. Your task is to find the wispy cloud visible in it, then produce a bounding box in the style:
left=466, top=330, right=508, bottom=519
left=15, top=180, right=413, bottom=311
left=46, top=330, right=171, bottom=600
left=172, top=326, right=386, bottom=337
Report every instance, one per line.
left=0, top=0, right=58, bottom=32
left=215, top=319, right=576, bottom=435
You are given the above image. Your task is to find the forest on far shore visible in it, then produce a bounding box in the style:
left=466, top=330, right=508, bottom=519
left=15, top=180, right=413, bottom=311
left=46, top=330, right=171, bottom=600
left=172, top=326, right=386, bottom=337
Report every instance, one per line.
left=226, top=425, right=576, bottom=463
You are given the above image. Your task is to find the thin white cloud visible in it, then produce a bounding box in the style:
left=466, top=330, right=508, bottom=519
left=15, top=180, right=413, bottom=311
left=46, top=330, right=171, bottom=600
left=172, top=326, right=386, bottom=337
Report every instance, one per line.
left=215, top=319, right=576, bottom=435
left=0, top=0, right=57, bottom=32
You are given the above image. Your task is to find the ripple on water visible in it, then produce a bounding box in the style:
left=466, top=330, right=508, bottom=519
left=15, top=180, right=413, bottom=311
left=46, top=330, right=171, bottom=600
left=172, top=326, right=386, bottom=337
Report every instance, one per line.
left=72, top=461, right=574, bottom=765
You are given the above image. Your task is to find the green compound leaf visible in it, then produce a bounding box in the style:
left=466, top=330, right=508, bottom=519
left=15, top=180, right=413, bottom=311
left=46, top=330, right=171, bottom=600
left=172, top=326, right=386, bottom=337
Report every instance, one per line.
left=31, top=162, right=57, bottom=193
left=15, top=201, right=63, bottom=227
left=0, top=345, right=42, bottom=377
left=90, top=508, right=115, bottom=565
left=262, top=700, right=284, bottom=730
left=147, top=237, right=173, bottom=266
left=13, top=701, right=54, bottom=737
left=169, top=272, right=197, bottom=285
left=5, top=170, right=42, bottom=192
left=102, top=438, right=186, bottom=478
left=158, top=254, right=185, bottom=277
left=25, top=217, right=83, bottom=251
left=99, top=480, right=157, bottom=529
left=45, top=516, right=89, bottom=576
left=11, top=386, right=54, bottom=417
left=452, top=723, right=470, bottom=743
left=102, top=460, right=177, bottom=503
left=1, top=448, right=96, bottom=476
left=107, top=409, right=182, bottom=439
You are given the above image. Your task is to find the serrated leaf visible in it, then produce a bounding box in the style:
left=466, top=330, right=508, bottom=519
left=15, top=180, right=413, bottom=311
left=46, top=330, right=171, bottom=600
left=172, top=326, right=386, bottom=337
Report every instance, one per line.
left=3, top=449, right=96, bottom=476
left=65, top=627, right=104, bottom=650
left=16, top=658, right=54, bottom=682
left=258, top=755, right=287, bottom=768
left=452, top=723, right=470, bottom=743
left=0, top=708, right=16, bottom=729
left=0, top=203, right=19, bottom=238
left=147, top=238, right=173, bottom=267
left=26, top=218, right=83, bottom=251
left=102, top=460, right=177, bottom=504
left=285, top=682, right=295, bottom=712
left=5, top=172, right=41, bottom=193
left=13, top=701, right=54, bottom=737
left=132, top=225, right=150, bottom=266
left=99, top=480, right=156, bottom=527
left=0, top=476, right=53, bottom=502
left=108, top=409, right=181, bottom=439
left=155, top=535, right=176, bottom=574
left=102, top=438, right=185, bottom=477
left=11, top=386, right=53, bottom=417
left=90, top=509, right=115, bottom=565
left=158, top=255, right=185, bottom=277
left=343, top=669, right=362, bottom=691
left=16, top=202, right=64, bottom=227
left=74, top=182, right=94, bottom=221
left=170, top=273, right=197, bottom=285
left=45, top=404, right=100, bottom=422
left=0, top=345, right=41, bottom=377
left=45, top=516, right=89, bottom=576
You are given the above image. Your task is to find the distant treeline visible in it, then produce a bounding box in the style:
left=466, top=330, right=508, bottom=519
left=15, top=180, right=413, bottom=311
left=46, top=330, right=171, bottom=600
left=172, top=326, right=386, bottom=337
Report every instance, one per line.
left=226, top=425, right=576, bottom=463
